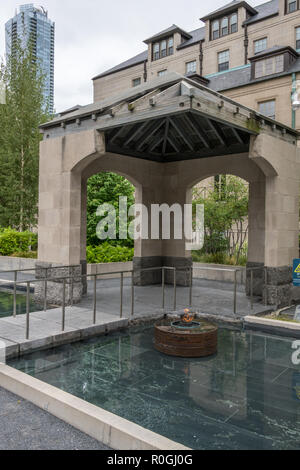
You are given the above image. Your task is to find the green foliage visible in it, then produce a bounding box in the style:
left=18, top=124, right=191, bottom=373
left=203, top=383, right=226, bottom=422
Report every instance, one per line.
left=87, top=243, right=134, bottom=264
left=193, top=175, right=249, bottom=265
left=0, top=228, right=37, bottom=256
left=192, top=251, right=247, bottom=267
left=87, top=172, right=135, bottom=247
left=0, top=36, right=51, bottom=230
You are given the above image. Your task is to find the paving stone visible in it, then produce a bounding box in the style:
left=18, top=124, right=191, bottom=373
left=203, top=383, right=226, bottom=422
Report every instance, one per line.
left=0, top=387, right=110, bottom=450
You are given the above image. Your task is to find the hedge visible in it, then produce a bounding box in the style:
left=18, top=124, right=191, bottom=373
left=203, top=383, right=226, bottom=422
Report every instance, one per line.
left=0, top=228, right=38, bottom=256
left=87, top=243, right=134, bottom=264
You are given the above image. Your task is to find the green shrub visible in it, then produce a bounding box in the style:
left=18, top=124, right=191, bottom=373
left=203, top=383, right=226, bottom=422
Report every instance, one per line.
left=192, top=251, right=247, bottom=267
left=0, top=228, right=38, bottom=256
left=87, top=243, right=134, bottom=264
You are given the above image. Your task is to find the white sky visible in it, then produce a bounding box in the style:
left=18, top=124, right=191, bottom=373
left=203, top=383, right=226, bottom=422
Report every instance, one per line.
left=0, top=0, right=267, bottom=112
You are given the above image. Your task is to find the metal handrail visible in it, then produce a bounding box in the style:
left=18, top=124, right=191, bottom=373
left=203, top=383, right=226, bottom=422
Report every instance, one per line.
left=6, top=263, right=269, bottom=340
left=245, top=265, right=268, bottom=308
left=193, top=265, right=243, bottom=315
left=11, top=266, right=182, bottom=340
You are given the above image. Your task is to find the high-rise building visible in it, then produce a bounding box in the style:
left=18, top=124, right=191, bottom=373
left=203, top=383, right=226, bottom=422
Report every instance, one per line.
left=5, top=4, right=55, bottom=112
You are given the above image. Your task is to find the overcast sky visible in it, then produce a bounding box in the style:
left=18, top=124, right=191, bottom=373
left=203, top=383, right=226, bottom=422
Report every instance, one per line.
left=0, top=0, right=267, bottom=112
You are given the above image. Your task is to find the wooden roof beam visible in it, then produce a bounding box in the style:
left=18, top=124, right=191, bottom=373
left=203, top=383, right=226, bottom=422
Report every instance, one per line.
left=169, top=116, right=194, bottom=151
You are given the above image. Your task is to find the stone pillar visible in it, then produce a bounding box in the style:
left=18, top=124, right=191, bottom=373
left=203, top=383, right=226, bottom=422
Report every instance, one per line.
left=133, top=172, right=192, bottom=286
left=246, top=179, right=266, bottom=297
left=37, top=130, right=105, bottom=304
left=34, top=263, right=83, bottom=306
left=250, top=134, right=300, bottom=307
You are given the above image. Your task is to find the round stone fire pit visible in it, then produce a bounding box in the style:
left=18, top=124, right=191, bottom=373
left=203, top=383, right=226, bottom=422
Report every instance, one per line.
left=154, top=314, right=218, bottom=358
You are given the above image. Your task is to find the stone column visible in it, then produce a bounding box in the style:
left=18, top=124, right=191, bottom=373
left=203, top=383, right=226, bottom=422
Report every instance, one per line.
left=133, top=170, right=192, bottom=286
left=250, top=134, right=300, bottom=307
left=246, top=179, right=266, bottom=297
left=37, top=130, right=105, bottom=305
left=133, top=184, right=164, bottom=285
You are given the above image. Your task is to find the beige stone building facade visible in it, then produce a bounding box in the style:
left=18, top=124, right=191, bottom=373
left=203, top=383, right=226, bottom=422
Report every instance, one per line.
left=92, top=0, right=300, bottom=130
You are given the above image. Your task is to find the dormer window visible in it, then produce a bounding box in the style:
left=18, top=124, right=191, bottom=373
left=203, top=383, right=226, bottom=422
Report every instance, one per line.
left=210, top=12, right=238, bottom=40
left=254, top=55, right=284, bottom=79
left=250, top=46, right=298, bottom=80
left=153, top=43, right=160, bottom=60
left=152, top=36, right=174, bottom=61
left=230, top=14, right=238, bottom=34
left=221, top=17, right=228, bottom=36
left=212, top=21, right=219, bottom=40
left=286, top=0, right=299, bottom=13
left=168, top=37, right=174, bottom=55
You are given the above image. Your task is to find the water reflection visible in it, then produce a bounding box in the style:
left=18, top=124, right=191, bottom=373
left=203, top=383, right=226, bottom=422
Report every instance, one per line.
left=0, top=289, right=40, bottom=318
left=8, top=326, right=300, bottom=450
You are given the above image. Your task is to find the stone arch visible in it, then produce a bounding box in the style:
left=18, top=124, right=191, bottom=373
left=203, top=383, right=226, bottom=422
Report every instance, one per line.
left=179, top=153, right=267, bottom=267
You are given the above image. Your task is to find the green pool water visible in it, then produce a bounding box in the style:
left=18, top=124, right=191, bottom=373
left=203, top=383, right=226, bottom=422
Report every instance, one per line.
left=0, top=289, right=40, bottom=318
left=8, top=326, right=300, bottom=450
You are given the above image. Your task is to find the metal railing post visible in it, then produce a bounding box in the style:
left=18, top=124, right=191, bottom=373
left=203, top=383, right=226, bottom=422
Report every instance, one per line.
left=173, top=268, right=177, bottom=312
left=26, top=282, right=30, bottom=340
left=189, top=267, right=193, bottom=308
left=162, top=267, right=165, bottom=310
left=44, top=267, right=48, bottom=312
left=13, top=271, right=17, bottom=318
left=93, top=274, right=97, bottom=324
left=120, top=272, right=124, bottom=318
left=250, top=269, right=254, bottom=311
left=233, top=270, right=237, bottom=316
left=131, top=271, right=134, bottom=317
left=62, top=278, right=66, bottom=332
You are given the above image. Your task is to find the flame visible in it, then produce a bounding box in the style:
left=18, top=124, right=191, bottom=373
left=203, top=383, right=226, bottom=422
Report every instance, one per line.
left=182, top=309, right=194, bottom=324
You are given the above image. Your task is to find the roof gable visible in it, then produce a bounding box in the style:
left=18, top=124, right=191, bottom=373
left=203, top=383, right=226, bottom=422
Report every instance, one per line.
left=143, top=24, right=192, bottom=44
left=200, top=1, right=257, bottom=22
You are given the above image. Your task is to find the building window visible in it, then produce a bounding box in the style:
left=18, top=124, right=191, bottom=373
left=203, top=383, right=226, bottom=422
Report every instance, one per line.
left=132, top=77, right=141, bottom=87
left=152, top=36, right=174, bottom=61
left=230, top=14, right=238, bottom=33
left=168, top=37, right=174, bottom=55
left=210, top=12, right=238, bottom=40
left=286, top=0, right=298, bottom=13
left=212, top=21, right=220, bottom=40
left=221, top=17, right=229, bottom=36
left=258, top=100, right=276, bottom=120
left=296, top=27, right=300, bottom=49
left=153, top=42, right=160, bottom=61
left=161, top=40, right=167, bottom=58
left=218, top=50, right=229, bottom=72
left=254, top=54, right=284, bottom=78
left=158, top=69, right=167, bottom=77
left=186, top=60, right=197, bottom=74
left=254, top=38, right=267, bottom=55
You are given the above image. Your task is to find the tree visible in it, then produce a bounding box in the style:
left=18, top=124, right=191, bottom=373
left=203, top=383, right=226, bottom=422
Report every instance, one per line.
left=87, top=172, right=135, bottom=247
left=0, top=38, right=50, bottom=231
left=193, top=175, right=249, bottom=264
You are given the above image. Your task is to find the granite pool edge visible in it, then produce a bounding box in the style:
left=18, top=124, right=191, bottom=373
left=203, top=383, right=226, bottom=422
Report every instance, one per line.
left=244, top=315, right=300, bottom=338
left=0, top=363, right=189, bottom=451
left=2, top=318, right=130, bottom=360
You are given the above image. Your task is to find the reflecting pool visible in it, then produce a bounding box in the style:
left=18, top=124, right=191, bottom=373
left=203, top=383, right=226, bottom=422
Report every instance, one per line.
left=8, top=326, right=300, bottom=450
